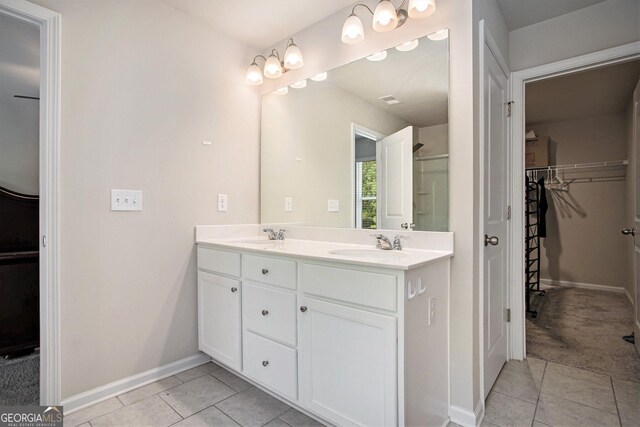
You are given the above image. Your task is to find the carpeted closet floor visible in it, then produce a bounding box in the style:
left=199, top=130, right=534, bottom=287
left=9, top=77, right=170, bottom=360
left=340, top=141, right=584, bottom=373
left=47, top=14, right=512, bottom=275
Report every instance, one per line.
left=0, top=352, right=39, bottom=406
left=527, top=286, right=640, bottom=383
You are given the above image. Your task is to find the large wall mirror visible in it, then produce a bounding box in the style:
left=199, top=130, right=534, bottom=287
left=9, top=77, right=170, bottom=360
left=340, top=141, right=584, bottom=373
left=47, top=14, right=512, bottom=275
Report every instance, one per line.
left=261, top=30, right=449, bottom=231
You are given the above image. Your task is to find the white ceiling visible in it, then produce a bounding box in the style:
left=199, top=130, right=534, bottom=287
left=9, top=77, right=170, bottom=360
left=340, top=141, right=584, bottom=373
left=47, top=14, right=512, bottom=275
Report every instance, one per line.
left=525, top=59, right=640, bottom=125
left=158, top=0, right=356, bottom=50
left=495, top=0, right=606, bottom=30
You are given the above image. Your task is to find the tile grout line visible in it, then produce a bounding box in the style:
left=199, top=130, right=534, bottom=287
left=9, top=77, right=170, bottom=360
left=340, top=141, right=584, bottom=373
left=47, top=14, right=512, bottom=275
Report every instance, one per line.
left=538, top=372, right=619, bottom=416
left=610, top=376, right=623, bottom=427
left=531, top=360, right=547, bottom=426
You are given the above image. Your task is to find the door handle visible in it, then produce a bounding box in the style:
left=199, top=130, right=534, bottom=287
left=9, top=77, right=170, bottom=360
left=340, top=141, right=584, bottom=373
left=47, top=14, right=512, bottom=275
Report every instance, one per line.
left=621, top=228, right=635, bottom=236
left=484, top=235, right=499, bottom=246
left=401, top=222, right=416, bottom=230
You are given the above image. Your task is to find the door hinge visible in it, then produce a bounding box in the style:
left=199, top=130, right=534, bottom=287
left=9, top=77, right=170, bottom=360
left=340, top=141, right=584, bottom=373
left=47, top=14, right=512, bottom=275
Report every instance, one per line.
left=505, top=308, right=511, bottom=322
left=506, top=205, right=511, bottom=220
left=506, top=101, right=514, bottom=118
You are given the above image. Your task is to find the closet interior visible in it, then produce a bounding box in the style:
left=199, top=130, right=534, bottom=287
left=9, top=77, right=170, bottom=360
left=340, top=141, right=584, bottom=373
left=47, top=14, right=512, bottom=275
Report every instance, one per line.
left=523, top=59, right=640, bottom=382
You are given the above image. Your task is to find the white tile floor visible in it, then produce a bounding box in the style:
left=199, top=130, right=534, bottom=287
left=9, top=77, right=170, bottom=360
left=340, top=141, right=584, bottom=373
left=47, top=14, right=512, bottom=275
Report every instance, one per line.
left=62, top=362, right=324, bottom=427
left=65, top=357, right=640, bottom=426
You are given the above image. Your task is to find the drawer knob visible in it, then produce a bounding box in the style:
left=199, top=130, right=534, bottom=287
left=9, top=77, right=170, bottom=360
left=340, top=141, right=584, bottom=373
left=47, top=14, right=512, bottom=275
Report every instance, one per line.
left=300, top=306, right=307, bottom=313
left=230, top=287, right=238, bottom=293
left=262, top=360, right=269, bottom=367
left=261, top=268, right=269, bottom=275
left=261, top=309, right=269, bottom=316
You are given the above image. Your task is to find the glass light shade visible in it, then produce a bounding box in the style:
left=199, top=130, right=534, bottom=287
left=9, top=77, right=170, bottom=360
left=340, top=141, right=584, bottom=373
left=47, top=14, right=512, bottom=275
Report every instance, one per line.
left=264, top=54, right=283, bottom=79
left=366, top=50, right=388, bottom=62
left=284, top=43, right=304, bottom=70
left=427, top=29, right=448, bottom=41
left=372, top=1, right=398, bottom=32
left=290, top=80, right=307, bottom=89
left=272, top=87, right=288, bottom=95
left=341, top=14, right=364, bottom=44
left=395, top=39, right=419, bottom=52
left=310, top=72, right=327, bottom=82
left=408, top=0, right=436, bottom=18
left=245, top=63, right=264, bottom=85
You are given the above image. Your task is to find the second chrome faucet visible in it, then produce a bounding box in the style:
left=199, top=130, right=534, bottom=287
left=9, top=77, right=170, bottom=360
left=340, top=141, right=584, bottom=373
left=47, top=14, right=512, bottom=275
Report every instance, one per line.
left=372, top=234, right=409, bottom=250
left=263, top=228, right=286, bottom=241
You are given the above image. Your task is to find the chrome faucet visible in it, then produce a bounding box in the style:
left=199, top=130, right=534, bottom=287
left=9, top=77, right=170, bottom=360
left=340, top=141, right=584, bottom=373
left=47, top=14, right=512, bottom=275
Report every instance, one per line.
left=263, top=228, right=277, bottom=240
left=275, top=229, right=286, bottom=241
left=393, top=235, right=409, bottom=250
left=371, top=234, right=393, bottom=250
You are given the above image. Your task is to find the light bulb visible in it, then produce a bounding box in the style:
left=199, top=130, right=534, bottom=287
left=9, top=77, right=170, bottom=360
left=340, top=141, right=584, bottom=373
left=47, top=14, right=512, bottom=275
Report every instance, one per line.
left=264, top=54, right=283, bottom=78
left=427, top=29, right=448, bottom=41
left=341, top=14, right=364, bottom=44
left=366, top=50, right=388, bottom=62
left=245, top=63, right=263, bottom=85
left=372, top=1, right=398, bottom=32
left=408, top=0, right=436, bottom=18
left=284, top=42, right=304, bottom=70
left=272, top=87, right=288, bottom=95
left=310, top=72, right=327, bottom=82
left=395, top=39, right=419, bottom=52
left=290, top=80, right=307, bottom=89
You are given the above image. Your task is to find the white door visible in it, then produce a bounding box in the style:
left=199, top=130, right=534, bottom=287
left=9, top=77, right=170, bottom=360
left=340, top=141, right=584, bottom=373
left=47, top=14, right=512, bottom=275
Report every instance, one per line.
left=298, top=297, right=397, bottom=427
left=629, top=80, right=640, bottom=355
left=377, top=126, right=413, bottom=229
left=198, top=271, right=242, bottom=370
left=482, top=41, right=510, bottom=397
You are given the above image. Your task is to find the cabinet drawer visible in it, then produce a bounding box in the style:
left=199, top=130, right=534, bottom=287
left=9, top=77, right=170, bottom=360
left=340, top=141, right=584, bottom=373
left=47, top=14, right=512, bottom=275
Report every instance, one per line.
left=197, top=247, right=241, bottom=278
left=243, top=331, right=297, bottom=400
left=243, top=254, right=296, bottom=290
left=301, top=263, right=397, bottom=312
left=243, top=283, right=296, bottom=346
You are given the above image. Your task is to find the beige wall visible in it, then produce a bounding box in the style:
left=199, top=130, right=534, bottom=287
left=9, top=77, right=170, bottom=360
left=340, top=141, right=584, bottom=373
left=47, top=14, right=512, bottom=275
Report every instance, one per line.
left=529, top=114, right=629, bottom=289
left=29, top=0, right=261, bottom=399
left=261, top=83, right=407, bottom=227
left=260, top=0, right=478, bottom=413
left=0, top=14, right=39, bottom=194
left=509, top=0, right=640, bottom=71
left=416, top=123, right=449, bottom=157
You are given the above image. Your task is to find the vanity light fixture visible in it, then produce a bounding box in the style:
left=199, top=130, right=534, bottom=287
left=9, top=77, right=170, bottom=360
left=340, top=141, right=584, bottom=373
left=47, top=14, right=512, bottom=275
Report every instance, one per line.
left=290, top=80, right=307, bottom=89
left=272, top=87, right=289, bottom=95
left=310, top=72, right=328, bottom=82
left=341, top=0, right=436, bottom=45
left=427, top=28, right=448, bottom=40
left=395, top=39, right=419, bottom=52
left=246, top=38, right=304, bottom=85
left=366, top=50, right=388, bottom=61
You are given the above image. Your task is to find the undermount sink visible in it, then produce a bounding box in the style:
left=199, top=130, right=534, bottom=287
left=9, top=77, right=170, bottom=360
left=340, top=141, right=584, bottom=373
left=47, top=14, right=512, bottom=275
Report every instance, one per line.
left=328, top=249, right=409, bottom=260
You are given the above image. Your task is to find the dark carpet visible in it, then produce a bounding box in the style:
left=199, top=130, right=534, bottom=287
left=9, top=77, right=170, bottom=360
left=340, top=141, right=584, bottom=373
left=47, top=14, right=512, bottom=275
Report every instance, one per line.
left=0, top=353, right=39, bottom=405
left=527, top=286, right=640, bottom=383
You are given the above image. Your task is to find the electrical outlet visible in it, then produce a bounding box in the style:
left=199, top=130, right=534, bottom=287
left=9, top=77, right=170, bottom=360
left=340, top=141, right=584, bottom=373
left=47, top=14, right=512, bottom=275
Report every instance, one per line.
left=284, top=197, right=293, bottom=212
left=428, top=297, right=436, bottom=325
left=111, top=189, right=142, bottom=211
left=217, top=194, right=228, bottom=212
left=328, top=199, right=340, bottom=212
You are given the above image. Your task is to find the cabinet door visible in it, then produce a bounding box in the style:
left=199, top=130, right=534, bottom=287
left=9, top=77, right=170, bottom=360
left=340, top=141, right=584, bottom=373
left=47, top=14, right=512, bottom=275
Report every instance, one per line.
left=198, top=271, right=242, bottom=370
left=299, top=297, right=397, bottom=427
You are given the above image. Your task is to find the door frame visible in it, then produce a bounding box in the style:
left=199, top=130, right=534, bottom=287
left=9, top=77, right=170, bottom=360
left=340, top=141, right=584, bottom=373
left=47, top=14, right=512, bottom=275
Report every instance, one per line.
left=0, top=0, right=61, bottom=404
left=478, top=20, right=511, bottom=402
left=509, top=41, right=640, bottom=359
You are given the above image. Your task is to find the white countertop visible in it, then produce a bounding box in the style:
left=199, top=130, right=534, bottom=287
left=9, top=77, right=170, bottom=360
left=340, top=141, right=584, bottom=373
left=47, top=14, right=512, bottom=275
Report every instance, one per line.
left=196, top=237, right=453, bottom=270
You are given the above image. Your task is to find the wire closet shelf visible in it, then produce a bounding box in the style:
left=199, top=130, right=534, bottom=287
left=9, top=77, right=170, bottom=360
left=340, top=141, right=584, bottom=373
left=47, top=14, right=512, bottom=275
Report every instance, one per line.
left=526, top=160, right=628, bottom=185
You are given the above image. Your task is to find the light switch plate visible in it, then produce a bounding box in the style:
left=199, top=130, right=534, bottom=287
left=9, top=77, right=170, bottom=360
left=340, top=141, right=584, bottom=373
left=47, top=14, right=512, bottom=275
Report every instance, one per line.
left=217, top=194, right=228, bottom=212
left=284, top=197, right=293, bottom=212
left=111, top=189, right=142, bottom=211
left=328, top=199, right=340, bottom=212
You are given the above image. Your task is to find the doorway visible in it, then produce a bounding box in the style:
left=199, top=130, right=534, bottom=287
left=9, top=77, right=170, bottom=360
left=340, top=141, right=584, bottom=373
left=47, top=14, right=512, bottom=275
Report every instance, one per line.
left=0, top=0, right=61, bottom=405
left=521, top=60, right=640, bottom=381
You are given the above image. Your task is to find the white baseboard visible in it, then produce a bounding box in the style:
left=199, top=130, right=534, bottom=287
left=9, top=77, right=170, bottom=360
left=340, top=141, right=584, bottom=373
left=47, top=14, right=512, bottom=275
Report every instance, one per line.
left=450, top=400, right=483, bottom=427
left=61, top=353, right=211, bottom=414
left=540, top=279, right=626, bottom=294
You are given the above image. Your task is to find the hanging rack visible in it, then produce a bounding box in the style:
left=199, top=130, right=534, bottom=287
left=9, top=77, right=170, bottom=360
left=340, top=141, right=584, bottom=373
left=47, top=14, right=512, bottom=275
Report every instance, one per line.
left=526, top=160, right=628, bottom=173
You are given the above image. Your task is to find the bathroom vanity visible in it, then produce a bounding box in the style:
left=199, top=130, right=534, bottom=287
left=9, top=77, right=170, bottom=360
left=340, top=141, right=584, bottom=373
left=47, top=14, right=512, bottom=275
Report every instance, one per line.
left=195, top=225, right=453, bottom=427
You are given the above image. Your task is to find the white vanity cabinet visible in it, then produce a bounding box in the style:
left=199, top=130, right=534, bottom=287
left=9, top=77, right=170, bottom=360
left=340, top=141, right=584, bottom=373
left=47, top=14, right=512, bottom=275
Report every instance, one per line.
left=196, top=244, right=450, bottom=427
